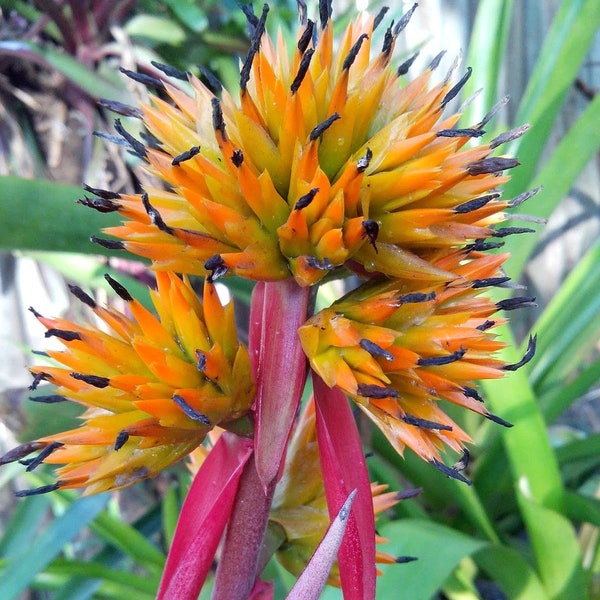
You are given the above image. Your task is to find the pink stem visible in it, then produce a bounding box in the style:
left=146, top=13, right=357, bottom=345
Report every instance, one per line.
left=211, top=456, right=275, bottom=599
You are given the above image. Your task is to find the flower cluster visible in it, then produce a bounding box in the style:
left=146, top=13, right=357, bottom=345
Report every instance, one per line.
left=1, top=1, right=537, bottom=596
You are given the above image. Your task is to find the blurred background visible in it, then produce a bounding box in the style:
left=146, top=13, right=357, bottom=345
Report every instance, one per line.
left=0, top=1, right=599, bottom=598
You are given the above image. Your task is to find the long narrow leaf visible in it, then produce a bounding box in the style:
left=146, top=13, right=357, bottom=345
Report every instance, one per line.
left=0, top=493, right=108, bottom=600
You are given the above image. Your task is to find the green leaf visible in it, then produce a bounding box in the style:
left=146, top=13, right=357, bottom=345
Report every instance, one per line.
left=0, top=176, right=120, bottom=254
left=475, top=545, right=547, bottom=600
left=0, top=494, right=108, bottom=600
left=505, top=0, right=600, bottom=197
left=516, top=480, right=588, bottom=600
left=461, top=0, right=515, bottom=126
left=0, top=494, right=51, bottom=559
left=125, top=15, right=187, bottom=45
left=505, top=93, right=600, bottom=278
left=375, top=519, right=487, bottom=600
left=527, top=241, right=600, bottom=389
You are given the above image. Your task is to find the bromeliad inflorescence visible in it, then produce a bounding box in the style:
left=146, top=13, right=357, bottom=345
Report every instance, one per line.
left=1, top=1, right=539, bottom=598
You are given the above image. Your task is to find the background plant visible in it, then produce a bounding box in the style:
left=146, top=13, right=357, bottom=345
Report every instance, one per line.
left=0, top=0, right=599, bottom=598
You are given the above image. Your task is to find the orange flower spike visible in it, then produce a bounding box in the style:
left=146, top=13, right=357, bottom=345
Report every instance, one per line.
left=2, top=274, right=255, bottom=496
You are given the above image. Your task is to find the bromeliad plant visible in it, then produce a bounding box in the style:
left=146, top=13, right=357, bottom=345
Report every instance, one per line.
left=0, top=1, right=540, bottom=598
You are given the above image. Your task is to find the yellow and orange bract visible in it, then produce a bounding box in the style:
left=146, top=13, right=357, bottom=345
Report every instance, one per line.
left=11, top=273, right=254, bottom=495
left=101, top=9, right=518, bottom=287
left=269, top=398, right=399, bottom=586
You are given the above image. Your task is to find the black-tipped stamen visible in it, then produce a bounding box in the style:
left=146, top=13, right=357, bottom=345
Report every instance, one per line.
left=418, top=348, right=466, bottom=366
left=0, top=441, right=45, bottom=465
left=141, top=192, right=174, bottom=234
left=173, top=395, right=211, bottom=425
left=114, top=119, right=148, bottom=160
left=151, top=60, right=188, bottom=81
left=397, top=52, right=418, bottom=76
left=357, top=147, right=373, bottom=172
left=119, top=67, right=164, bottom=89
left=429, top=51, right=446, bottom=70
left=485, top=413, right=513, bottom=428
left=29, top=394, right=66, bottom=404
left=297, top=19, right=315, bottom=54
left=465, top=239, right=505, bottom=252
left=452, top=448, right=470, bottom=472
left=492, top=226, right=536, bottom=238
left=441, top=67, right=472, bottom=107
left=431, top=459, right=472, bottom=485
left=477, top=95, right=509, bottom=128
left=295, top=187, right=319, bottom=210
left=15, top=483, right=61, bottom=497
left=240, top=4, right=269, bottom=92
left=394, top=2, right=418, bottom=35
left=23, top=442, right=63, bottom=472
left=98, top=98, right=144, bottom=118
left=496, top=297, right=537, bottom=312
left=198, top=65, right=223, bottom=93
left=437, top=127, right=485, bottom=138
left=396, top=556, right=419, bottom=564
left=211, top=97, right=226, bottom=139
left=373, top=7, right=389, bottom=30
left=28, top=306, right=42, bottom=318
left=343, top=33, right=369, bottom=71
left=357, top=384, right=399, bottom=399
left=454, top=193, right=499, bottom=214
left=402, top=414, right=453, bottom=432
left=397, top=291, right=436, bottom=304
left=68, top=285, right=96, bottom=308
left=114, top=430, right=130, bottom=451
left=463, top=386, right=483, bottom=402
left=172, top=145, right=200, bottom=166
left=362, top=219, right=379, bottom=252
left=78, top=196, right=121, bottom=213
left=239, top=2, right=258, bottom=32
left=205, top=254, right=228, bottom=282
left=360, top=339, right=393, bottom=361
left=306, top=256, right=334, bottom=270
left=309, top=113, right=341, bottom=140
left=45, top=328, right=81, bottom=342
left=490, top=124, right=530, bottom=149
left=504, top=334, right=537, bottom=372
left=82, top=184, right=121, bottom=200
left=28, top=372, right=50, bottom=391
left=70, top=372, right=110, bottom=388
left=104, top=273, right=133, bottom=301
left=396, top=487, right=422, bottom=500
left=508, top=186, right=542, bottom=208
left=291, top=48, right=314, bottom=93
left=94, top=131, right=129, bottom=147
left=195, top=350, right=207, bottom=372
left=476, top=320, right=495, bottom=331
left=140, top=130, right=163, bottom=150
left=231, top=149, right=244, bottom=167
left=91, top=236, right=125, bottom=250
left=319, top=0, right=332, bottom=29
left=467, top=157, right=519, bottom=176
left=472, top=276, right=511, bottom=289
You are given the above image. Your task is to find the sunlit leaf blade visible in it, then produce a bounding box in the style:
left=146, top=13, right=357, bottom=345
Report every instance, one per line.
left=0, top=176, right=120, bottom=254
left=461, top=0, right=515, bottom=126
left=314, top=376, right=376, bottom=600
left=375, top=520, right=486, bottom=600
left=505, top=94, right=600, bottom=278
left=0, top=494, right=50, bottom=559
left=527, top=241, right=600, bottom=389
left=563, top=491, right=600, bottom=529
left=505, top=0, right=600, bottom=198
left=0, top=494, right=108, bottom=600
left=156, top=434, right=253, bottom=600
left=251, top=281, right=310, bottom=489
left=287, top=489, right=357, bottom=600
left=516, top=478, right=588, bottom=600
